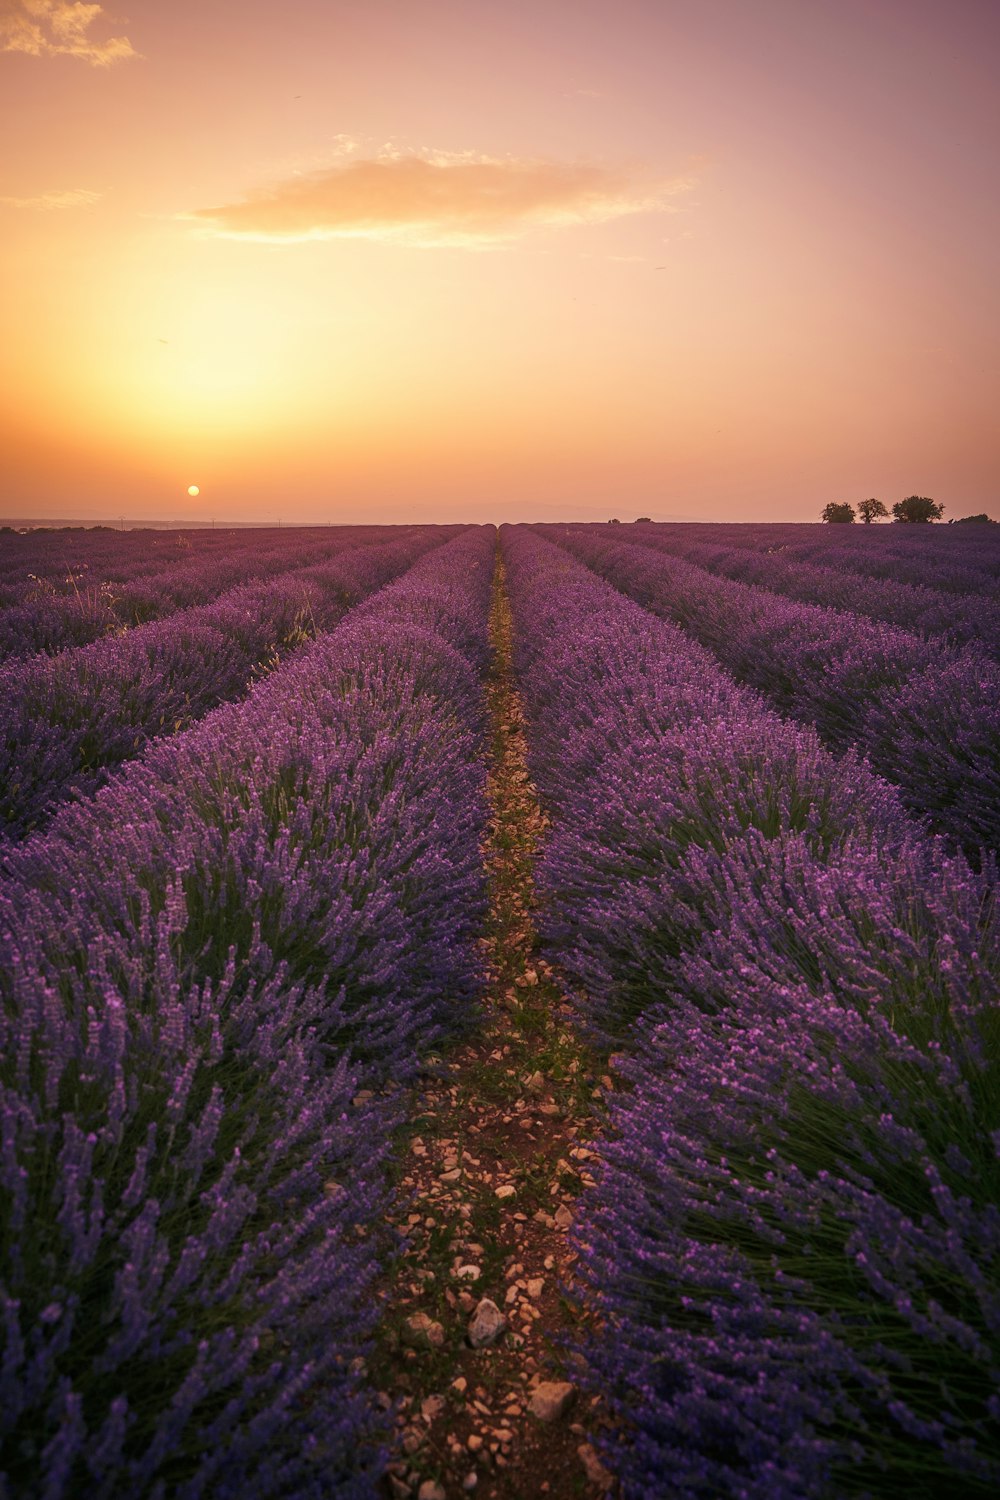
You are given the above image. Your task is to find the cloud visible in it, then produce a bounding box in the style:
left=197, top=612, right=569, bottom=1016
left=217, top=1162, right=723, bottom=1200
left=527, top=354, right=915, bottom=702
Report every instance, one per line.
left=0, top=2, right=138, bottom=66
left=0, top=186, right=101, bottom=208
left=191, top=152, right=693, bottom=247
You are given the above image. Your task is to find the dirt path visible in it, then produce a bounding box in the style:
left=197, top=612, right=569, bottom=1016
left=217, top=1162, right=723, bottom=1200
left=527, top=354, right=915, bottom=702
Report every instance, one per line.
left=372, top=550, right=616, bottom=1500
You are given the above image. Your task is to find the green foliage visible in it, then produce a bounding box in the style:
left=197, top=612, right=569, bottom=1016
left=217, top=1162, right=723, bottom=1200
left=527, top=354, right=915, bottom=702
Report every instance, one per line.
left=892, top=494, right=944, bottom=522
left=857, top=497, right=888, bottom=524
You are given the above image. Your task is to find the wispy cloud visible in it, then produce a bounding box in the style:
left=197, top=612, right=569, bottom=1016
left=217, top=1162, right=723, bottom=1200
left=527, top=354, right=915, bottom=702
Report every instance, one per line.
left=191, top=151, right=694, bottom=248
left=0, top=2, right=138, bottom=66
left=0, top=186, right=101, bottom=208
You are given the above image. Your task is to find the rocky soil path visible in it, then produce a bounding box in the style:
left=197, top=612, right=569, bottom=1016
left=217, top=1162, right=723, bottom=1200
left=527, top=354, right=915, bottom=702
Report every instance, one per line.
left=371, top=552, right=617, bottom=1500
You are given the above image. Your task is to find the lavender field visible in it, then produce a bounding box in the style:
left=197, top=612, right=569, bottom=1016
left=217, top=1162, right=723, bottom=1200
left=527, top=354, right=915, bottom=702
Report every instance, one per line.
left=1, top=521, right=998, bottom=1499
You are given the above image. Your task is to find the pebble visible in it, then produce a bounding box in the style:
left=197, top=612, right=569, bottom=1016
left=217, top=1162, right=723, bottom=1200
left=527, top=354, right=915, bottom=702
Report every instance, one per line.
left=417, top=1483, right=447, bottom=1500
left=494, top=1184, right=516, bottom=1200
left=467, top=1298, right=507, bottom=1348
left=463, top=1474, right=478, bottom=1492
left=402, top=1312, right=445, bottom=1350
left=578, top=1443, right=614, bottom=1490
left=529, top=1381, right=576, bottom=1422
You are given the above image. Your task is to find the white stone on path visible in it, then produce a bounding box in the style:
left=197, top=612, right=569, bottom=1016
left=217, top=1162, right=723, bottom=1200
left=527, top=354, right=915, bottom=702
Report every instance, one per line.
left=467, top=1297, right=507, bottom=1348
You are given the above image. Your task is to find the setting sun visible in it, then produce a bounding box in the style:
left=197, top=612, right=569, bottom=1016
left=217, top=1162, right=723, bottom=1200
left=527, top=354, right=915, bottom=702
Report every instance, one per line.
left=1, top=0, right=996, bottom=523
left=187, top=485, right=200, bottom=497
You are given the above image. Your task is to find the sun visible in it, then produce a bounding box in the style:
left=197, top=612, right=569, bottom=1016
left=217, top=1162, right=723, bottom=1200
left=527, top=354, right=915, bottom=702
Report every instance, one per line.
left=187, top=484, right=200, bottom=496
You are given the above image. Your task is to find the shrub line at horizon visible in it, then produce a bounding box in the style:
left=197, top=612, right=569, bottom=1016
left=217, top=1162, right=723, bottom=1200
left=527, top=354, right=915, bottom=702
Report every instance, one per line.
left=539, top=525, right=1000, bottom=855
left=500, top=524, right=1000, bottom=1497
left=0, top=524, right=495, bottom=1497
left=609, top=523, right=1000, bottom=657
left=0, top=526, right=406, bottom=663
left=0, top=526, right=463, bottom=843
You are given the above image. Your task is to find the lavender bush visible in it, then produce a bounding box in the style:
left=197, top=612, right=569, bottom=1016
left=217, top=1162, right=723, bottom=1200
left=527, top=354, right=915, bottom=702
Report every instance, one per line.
left=0, top=528, right=384, bottom=660
left=0, top=527, right=494, bottom=1497
left=501, top=525, right=1000, bottom=1496
left=615, top=524, right=1000, bottom=655
left=0, top=529, right=453, bottom=841
left=622, top=521, right=1000, bottom=596
left=541, top=526, right=1000, bottom=854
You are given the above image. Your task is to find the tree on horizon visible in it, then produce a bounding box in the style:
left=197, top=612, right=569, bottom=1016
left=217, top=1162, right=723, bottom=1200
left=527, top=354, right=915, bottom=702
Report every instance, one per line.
left=892, top=495, right=944, bottom=523
left=858, top=497, right=888, bottom=524
left=821, top=501, right=856, bottom=523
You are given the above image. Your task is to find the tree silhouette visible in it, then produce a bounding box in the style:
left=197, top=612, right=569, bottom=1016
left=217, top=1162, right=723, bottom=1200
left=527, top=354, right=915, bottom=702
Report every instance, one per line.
left=857, top=498, right=888, bottom=525
left=892, top=495, right=944, bottom=523
left=821, top=502, right=856, bottom=523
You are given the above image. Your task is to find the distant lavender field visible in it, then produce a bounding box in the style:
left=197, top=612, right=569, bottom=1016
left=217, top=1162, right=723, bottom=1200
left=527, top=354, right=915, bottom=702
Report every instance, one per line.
left=1, top=520, right=997, bottom=1497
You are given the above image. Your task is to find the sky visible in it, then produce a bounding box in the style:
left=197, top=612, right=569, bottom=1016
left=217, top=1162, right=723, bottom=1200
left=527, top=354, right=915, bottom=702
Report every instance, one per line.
left=1, top=0, right=998, bottom=524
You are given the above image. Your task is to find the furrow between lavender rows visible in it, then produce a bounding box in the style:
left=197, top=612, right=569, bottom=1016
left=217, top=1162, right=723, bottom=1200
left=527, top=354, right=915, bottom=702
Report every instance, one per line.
left=0, top=526, right=496, bottom=1499
left=501, top=524, right=1000, bottom=1499
left=539, top=525, right=1000, bottom=856
left=0, top=526, right=390, bottom=656
left=0, top=527, right=462, bottom=843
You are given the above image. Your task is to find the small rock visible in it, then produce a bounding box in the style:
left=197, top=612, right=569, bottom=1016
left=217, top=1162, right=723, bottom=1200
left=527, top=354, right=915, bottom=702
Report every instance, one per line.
left=467, top=1298, right=507, bottom=1348
left=421, top=1395, right=445, bottom=1423
left=494, top=1184, right=516, bottom=1200
left=417, top=1483, right=447, bottom=1500
left=439, top=1168, right=462, bottom=1182
left=524, top=1071, right=546, bottom=1094
left=455, top=1264, right=481, bottom=1281
left=451, top=1376, right=468, bottom=1394
left=530, top=1381, right=576, bottom=1422
left=352, top=1091, right=373, bottom=1106
left=467, top=1433, right=484, bottom=1452
left=554, top=1204, right=574, bottom=1229
left=526, top=1278, right=544, bottom=1299
left=463, top=1474, right=478, bottom=1492
left=578, top=1443, right=614, bottom=1490
left=401, top=1426, right=424, bottom=1455
left=403, top=1312, right=445, bottom=1350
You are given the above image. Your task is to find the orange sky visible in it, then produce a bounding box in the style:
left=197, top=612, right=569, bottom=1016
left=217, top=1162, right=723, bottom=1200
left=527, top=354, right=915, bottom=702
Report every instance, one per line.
left=2, top=0, right=998, bottom=523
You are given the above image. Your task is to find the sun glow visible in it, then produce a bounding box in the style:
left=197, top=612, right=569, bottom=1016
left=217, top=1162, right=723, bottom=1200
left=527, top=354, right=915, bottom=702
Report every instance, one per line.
left=187, top=484, right=199, bottom=496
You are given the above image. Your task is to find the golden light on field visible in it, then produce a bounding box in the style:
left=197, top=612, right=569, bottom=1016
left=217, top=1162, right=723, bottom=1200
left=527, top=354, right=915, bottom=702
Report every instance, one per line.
left=187, top=485, right=200, bottom=497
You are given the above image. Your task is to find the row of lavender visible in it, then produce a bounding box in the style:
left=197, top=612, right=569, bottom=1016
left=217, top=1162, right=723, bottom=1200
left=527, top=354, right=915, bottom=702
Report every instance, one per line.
left=540, top=526, right=1000, bottom=855
left=502, top=525, right=1000, bottom=1497
left=604, top=523, right=1000, bottom=656
left=0, top=528, right=406, bottom=662
left=0, top=528, right=460, bottom=842
left=0, top=526, right=495, bottom=1498
left=643, top=521, right=1000, bottom=596
left=0, top=526, right=365, bottom=597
